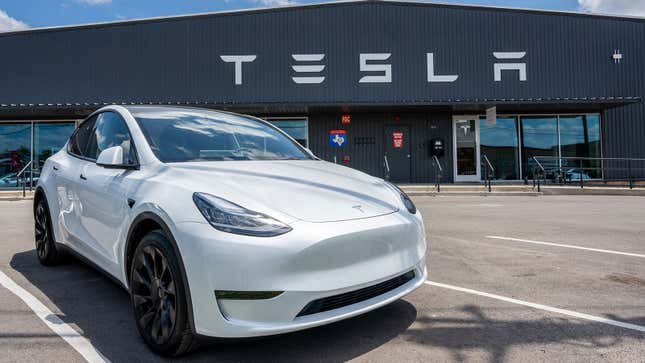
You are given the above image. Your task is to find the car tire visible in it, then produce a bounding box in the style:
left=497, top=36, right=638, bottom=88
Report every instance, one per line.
left=130, top=230, right=197, bottom=356
left=34, top=197, right=61, bottom=266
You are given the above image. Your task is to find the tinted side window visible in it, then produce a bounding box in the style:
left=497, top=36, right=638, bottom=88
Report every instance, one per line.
left=69, top=115, right=97, bottom=157
left=86, top=112, right=137, bottom=164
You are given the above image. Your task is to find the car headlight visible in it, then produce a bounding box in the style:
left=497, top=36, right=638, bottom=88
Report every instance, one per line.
left=192, top=192, right=292, bottom=237
left=385, top=182, right=417, bottom=214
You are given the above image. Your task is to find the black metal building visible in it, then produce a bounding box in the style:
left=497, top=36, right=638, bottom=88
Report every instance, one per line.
left=1, top=0, right=643, bottom=185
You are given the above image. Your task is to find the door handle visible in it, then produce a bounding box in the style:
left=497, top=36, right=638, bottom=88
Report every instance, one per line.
left=80, top=174, right=87, bottom=181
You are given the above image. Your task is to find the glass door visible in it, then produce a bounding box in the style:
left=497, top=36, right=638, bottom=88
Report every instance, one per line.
left=453, top=116, right=480, bottom=182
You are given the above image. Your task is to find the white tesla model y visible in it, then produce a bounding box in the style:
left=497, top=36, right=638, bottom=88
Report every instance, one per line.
left=34, top=105, right=427, bottom=356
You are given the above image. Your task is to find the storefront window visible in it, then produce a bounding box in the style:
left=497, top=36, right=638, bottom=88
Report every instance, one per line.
left=480, top=116, right=519, bottom=180
left=266, top=118, right=308, bottom=147
left=0, top=121, right=77, bottom=189
left=585, top=114, right=602, bottom=177
left=520, top=116, right=559, bottom=178
left=0, top=123, right=31, bottom=188
left=559, top=115, right=602, bottom=179
left=34, top=122, right=77, bottom=170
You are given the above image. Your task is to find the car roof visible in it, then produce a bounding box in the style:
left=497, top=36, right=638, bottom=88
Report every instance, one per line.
left=123, top=105, right=228, bottom=115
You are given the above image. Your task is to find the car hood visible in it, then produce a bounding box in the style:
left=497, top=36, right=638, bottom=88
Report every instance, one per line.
left=165, top=160, right=400, bottom=223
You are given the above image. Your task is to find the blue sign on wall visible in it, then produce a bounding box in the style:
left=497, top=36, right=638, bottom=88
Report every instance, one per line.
left=330, top=129, right=347, bottom=147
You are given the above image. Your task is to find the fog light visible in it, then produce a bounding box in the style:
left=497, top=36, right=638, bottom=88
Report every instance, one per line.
left=215, top=290, right=283, bottom=300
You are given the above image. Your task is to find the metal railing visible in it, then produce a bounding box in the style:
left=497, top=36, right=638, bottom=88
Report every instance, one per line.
left=16, top=160, right=34, bottom=197
left=531, top=157, right=546, bottom=192
left=528, top=156, right=645, bottom=190
left=383, top=155, right=391, bottom=181
left=481, top=154, right=495, bottom=192
left=432, top=155, right=443, bottom=192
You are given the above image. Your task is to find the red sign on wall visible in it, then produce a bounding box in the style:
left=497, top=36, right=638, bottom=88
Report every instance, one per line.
left=341, top=114, right=351, bottom=125
left=393, top=132, right=404, bottom=148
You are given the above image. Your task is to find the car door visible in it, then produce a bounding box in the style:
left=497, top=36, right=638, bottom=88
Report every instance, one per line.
left=76, top=111, right=139, bottom=273
left=56, top=115, right=97, bottom=250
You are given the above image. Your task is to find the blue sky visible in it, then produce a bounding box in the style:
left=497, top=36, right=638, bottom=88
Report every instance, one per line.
left=1, top=0, right=644, bottom=32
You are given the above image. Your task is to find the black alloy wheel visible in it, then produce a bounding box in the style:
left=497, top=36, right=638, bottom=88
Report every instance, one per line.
left=130, top=231, right=195, bottom=356
left=34, top=198, right=60, bottom=265
left=132, top=245, right=177, bottom=345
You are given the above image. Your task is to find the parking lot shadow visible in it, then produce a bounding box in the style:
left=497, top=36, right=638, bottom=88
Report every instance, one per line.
left=402, top=304, right=645, bottom=362
left=10, top=249, right=417, bottom=363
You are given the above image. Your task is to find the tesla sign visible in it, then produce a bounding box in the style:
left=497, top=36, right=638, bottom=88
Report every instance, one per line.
left=219, top=52, right=527, bottom=85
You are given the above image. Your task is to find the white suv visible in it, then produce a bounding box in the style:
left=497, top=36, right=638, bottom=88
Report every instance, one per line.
left=34, top=105, right=427, bottom=356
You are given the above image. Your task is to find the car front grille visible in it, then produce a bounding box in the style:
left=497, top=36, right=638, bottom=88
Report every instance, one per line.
left=296, top=270, right=416, bottom=317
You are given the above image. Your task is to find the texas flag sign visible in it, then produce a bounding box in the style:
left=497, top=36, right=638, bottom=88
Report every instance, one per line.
left=330, top=129, right=347, bottom=147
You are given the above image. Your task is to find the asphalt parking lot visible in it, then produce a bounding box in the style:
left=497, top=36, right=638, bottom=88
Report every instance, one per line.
left=1, top=195, right=644, bottom=362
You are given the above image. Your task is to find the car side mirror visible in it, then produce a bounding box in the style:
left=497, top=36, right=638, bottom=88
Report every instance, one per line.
left=96, top=146, right=137, bottom=169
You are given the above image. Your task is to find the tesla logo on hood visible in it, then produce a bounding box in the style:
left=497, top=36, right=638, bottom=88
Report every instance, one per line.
left=352, top=205, right=365, bottom=213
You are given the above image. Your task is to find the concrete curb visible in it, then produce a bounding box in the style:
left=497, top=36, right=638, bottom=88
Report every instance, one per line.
left=0, top=191, right=35, bottom=201
left=540, top=187, right=645, bottom=196
left=407, top=192, right=542, bottom=197
left=0, top=197, right=34, bottom=201
left=401, top=185, right=645, bottom=197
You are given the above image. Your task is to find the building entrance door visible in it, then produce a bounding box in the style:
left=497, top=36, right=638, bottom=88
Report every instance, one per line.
left=453, top=116, right=481, bottom=182
left=384, top=125, right=411, bottom=183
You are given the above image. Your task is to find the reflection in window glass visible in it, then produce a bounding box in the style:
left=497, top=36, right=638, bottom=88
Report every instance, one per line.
left=480, top=116, right=519, bottom=180
left=133, top=110, right=311, bottom=162
left=586, top=115, right=602, bottom=177
left=0, top=123, right=31, bottom=188
left=34, top=123, right=76, bottom=170
left=559, top=115, right=601, bottom=179
left=86, top=112, right=136, bottom=164
left=267, top=119, right=308, bottom=147
left=521, top=116, right=559, bottom=178
left=69, top=116, right=97, bottom=157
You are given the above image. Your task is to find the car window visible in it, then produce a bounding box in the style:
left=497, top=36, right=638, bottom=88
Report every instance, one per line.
left=86, top=112, right=137, bottom=165
left=68, top=115, right=98, bottom=158
left=132, top=109, right=312, bottom=163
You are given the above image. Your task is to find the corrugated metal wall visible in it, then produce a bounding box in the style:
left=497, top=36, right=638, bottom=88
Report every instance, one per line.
left=309, top=111, right=453, bottom=183
left=1, top=2, right=643, bottom=104
left=0, top=1, right=643, bottom=175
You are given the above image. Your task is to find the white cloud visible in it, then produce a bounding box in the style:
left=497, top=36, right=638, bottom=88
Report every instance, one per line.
left=578, top=0, right=645, bottom=16
left=76, top=0, right=112, bottom=5
left=0, top=9, right=29, bottom=32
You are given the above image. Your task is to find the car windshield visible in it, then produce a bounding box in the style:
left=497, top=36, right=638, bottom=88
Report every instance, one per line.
left=131, top=108, right=313, bottom=163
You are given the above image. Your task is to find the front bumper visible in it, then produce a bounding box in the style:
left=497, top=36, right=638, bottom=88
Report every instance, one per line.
left=174, top=210, right=427, bottom=338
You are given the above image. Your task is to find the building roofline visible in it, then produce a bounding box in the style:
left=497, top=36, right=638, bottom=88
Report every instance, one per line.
left=1, top=0, right=644, bottom=37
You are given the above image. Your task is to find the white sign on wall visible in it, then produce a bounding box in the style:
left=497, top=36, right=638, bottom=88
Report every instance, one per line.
left=218, top=52, right=527, bottom=85
left=486, top=106, right=497, bottom=126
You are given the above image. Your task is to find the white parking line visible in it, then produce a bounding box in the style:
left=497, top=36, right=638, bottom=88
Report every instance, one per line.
left=425, top=280, right=645, bottom=333
left=0, top=270, right=110, bottom=363
left=486, top=236, right=645, bottom=259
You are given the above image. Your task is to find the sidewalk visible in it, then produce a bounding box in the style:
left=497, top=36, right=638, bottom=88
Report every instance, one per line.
left=398, top=184, right=645, bottom=197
